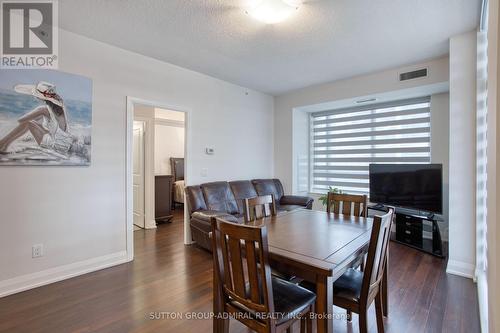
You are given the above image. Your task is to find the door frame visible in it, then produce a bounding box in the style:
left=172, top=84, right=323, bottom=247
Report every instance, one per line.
left=126, top=96, right=191, bottom=262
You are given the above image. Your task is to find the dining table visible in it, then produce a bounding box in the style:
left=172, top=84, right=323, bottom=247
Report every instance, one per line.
left=213, top=208, right=388, bottom=333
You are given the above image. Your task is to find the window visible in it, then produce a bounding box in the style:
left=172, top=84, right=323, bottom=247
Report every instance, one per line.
left=310, top=97, right=431, bottom=195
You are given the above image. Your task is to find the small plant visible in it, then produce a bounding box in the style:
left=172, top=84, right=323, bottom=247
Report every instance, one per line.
left=318, top=186, right=343, bottom=206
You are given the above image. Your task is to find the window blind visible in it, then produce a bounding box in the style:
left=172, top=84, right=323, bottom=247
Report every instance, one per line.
left=311, top=97, right=431, bottom=195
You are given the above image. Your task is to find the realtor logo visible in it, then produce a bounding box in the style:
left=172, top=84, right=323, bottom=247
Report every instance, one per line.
left=1, top=0, right=58, bottom=68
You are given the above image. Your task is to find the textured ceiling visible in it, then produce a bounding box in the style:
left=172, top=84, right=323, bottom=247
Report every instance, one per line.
left=59, top=0, right=480, bottom=95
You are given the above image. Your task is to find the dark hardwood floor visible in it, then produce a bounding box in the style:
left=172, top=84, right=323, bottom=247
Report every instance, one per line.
left=0, top=210, right=480, bottom=333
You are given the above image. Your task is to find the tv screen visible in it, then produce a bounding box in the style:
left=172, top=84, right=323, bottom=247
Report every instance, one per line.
left=369, top=164, right=442, bottom=214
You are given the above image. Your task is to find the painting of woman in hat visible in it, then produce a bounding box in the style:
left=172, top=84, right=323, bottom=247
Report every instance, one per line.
left=0, top=81, right=73, bottom=154
left=0, top=70, right=92, bottom=166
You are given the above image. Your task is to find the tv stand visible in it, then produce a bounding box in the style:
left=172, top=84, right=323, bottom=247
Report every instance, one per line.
left=368, top=205, right=445, bottom=258
left=425, top=212, right=435, bottom=220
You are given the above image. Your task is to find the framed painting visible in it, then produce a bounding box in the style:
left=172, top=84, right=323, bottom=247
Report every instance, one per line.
left=0, top=69, right=92, bottom=165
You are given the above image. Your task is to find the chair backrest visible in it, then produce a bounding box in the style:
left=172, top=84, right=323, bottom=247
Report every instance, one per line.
left=244, top=195, right=277, bottom=222
left=211, top=217, right=275, bottom=315
left=360, top=208, right=395, bottom=300
left=327, top=192, right=368, bottom=217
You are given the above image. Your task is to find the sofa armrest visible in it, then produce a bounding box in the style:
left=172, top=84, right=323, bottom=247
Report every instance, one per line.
left=280, top=195, right=314, bottom=209
left=191, top=210, right=239, bottom=223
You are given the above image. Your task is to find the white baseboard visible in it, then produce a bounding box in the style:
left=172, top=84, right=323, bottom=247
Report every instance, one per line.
left=0, top=251, right=130, bottom=298
left=446, top=259, right=475, bottom=279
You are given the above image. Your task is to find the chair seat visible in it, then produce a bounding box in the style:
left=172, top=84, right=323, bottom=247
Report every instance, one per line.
left=232, top=276, right=316, bottom=325
left=272, top=277, right=316, bottom=324
left=332, top=268, right=363, bottom=303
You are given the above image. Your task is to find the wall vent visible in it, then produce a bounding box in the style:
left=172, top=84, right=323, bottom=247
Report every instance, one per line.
left=399, top=68, right=428, bottom=81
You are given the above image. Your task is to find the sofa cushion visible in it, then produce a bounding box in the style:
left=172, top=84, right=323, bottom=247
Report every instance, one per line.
left=191, top=210, right=240, bottom=223
left=201, top=182, right=239, bottom=215
left=186, top=185, right=207, bottom=215
left=252, top=179, right=284, bottom=202
left=280, top=195, right=314, bottom=208
left=229, top=180, right=258, bottom=214
left=190, top=215, right=214, bottom=234
left=278, top=204, right=305, bottom=212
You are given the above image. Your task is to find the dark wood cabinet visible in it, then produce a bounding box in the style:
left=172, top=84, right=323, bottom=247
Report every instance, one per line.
left=155, top=175, right=173, bottom=222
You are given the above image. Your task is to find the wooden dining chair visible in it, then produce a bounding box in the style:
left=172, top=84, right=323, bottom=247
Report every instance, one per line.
left=244, top=194, right=300, bottom=283
left=327, top=192, right=369, bottom=272
left=244, top=194, right=277, bottom=222
left=332, top=208, right=395, bottom=333
left=211, top=217, right=316, bottom=333
left=326, top=192, right=368, bottom=217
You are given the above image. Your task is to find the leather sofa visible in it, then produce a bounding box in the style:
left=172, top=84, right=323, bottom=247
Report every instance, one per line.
left=186, top=179, right=314, bottom=251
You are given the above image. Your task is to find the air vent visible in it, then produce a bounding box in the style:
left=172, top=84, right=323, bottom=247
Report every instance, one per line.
left=399, top=68, right=428, bottom=81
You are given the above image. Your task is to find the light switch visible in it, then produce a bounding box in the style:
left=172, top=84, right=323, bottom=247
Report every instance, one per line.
left=205, top=148, right=214, bottom=155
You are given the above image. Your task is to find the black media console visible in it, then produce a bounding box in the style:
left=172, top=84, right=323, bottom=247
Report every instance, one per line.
left=368, top=205, right=445, bottom=258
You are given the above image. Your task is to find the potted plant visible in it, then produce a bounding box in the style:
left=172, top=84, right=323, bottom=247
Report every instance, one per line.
left=318, top=186, right=343, bottom=207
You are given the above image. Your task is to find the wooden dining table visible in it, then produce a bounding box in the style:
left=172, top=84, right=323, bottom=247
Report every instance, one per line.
left=213, top=208, right=388, bottom=333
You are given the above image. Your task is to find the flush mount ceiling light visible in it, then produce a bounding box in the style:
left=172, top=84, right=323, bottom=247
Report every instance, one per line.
left=246, top=0, right=302, bottom=24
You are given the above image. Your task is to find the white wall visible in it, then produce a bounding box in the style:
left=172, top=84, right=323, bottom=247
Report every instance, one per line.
left=134, top=104, right=154, bottom=118
left=275, top=57, right=450, bottom=194
left=155, top=108, right=185, bottom=121
left=0, top=29, right=274, bottom=297
left=447, top=31, right=477, bottom=279
left=154, top=109, right=185, bottom=175
left=155, top=123, right=184, bottom=175
left=430, top=93, right=450, bottom=240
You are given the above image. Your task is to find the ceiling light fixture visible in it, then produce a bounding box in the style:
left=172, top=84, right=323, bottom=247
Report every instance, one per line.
left=246, top=0, right=301, bottom=24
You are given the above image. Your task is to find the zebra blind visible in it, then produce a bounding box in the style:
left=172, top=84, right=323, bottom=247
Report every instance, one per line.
left=311, top=97, right=431, bottom=195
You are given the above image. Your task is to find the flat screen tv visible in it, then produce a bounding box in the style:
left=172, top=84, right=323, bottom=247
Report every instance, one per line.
left=369, top=164, right=443, bottom=214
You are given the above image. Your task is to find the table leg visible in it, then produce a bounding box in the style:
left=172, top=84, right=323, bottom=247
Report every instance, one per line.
left=315, top=275, right=333, bottom=333
left=382, top=253, right=388, bottom=317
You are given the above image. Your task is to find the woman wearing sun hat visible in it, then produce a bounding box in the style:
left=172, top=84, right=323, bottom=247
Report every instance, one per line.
left=0, top=81, right=72, bottom=154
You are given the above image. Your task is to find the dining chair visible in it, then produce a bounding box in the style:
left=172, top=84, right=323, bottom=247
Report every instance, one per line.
left=326, top=192, right=368, bottom=217
left=244, top=194, right=300, bottom=283
left=332, top=208, right=395, bottom=333
left=211, top=216, right=316, bottom=333
left=327, top=192, right=369, bottom=272
left=244, top=194, right=277, bottom=222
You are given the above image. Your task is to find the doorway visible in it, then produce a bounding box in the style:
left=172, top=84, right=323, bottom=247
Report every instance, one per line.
left=126, top=97, right=189, bottom=261
left=133, top=120, right=145, bottom=229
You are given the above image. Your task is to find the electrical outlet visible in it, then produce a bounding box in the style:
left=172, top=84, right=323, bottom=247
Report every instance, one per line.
left=32, top=244, right=44, bottom=258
